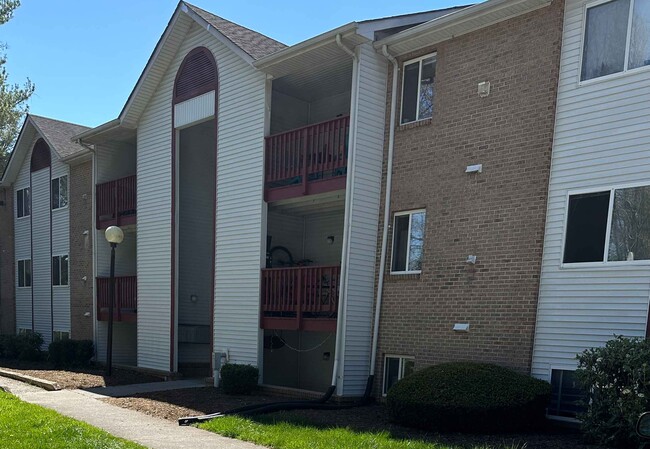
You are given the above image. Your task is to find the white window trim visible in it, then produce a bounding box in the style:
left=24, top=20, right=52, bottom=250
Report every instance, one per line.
left=16, top=187, right=30, bottom=219
left=546, top=366, right=582, bottom=423
left=17, top=259, right=31, bottom=288
left=390, top=209, right=426, bottom=275
left=382, top=355, right=415, bottom=396
left=560, top=181, right=650, bottom=268
left=52, top=254, right=69, bottom=287
left=578, top=0, right=650, bottom=86
left=400, top=53, right=436, bottom=125
left=51, top=175, right=69, bottom=211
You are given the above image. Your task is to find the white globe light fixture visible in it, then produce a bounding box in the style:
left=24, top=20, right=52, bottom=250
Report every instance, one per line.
left=104, top=225, right=123, bottom=377
left=105, top=226, right=124, bottom=245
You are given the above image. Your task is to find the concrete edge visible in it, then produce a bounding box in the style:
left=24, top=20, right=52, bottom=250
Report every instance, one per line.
left=0, top=368, right=60, bottom=391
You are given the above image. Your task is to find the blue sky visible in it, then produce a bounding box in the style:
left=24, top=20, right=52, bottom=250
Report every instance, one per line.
left=3, top=1, right=461, bottom=128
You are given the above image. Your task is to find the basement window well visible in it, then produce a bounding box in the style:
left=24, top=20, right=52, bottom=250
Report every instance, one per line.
left=563, top=185, right=650, bottom=264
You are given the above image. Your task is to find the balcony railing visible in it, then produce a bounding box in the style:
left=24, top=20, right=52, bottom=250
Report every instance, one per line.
left=265, top=116, right=349, bottom=201
left=96, top=276, right=137, bottom=323
left=261, top=265, right=340, bottom=332
left=96, top=175, right=136, bottom=229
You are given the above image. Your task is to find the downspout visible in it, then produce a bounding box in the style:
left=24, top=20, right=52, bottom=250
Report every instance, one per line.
left=369, top=45, right=399, bottom=381
left=332, top=33, right=359, bottom=393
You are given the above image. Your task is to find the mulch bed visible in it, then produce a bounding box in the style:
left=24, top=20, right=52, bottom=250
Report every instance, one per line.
left=0, top=359, right=162, bottom=389
left=104, top=387, right=610, bottom=449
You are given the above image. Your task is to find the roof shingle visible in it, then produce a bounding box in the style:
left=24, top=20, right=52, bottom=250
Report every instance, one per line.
left=30, top=115, right=90, bottom=159
left=185, top=3, right=287, bottom=60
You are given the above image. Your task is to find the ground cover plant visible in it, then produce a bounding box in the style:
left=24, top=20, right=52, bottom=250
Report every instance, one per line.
left=387, top=362, right=551, bottom=433
left=576, top=335, right=650, bottom=448
left=200, top=412, right=526, bottom=449
left=0, top=389, right=144, bottom=449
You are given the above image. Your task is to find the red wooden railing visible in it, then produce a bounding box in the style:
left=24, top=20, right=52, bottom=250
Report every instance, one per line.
left=96, top=276, right=137, bottom=322
left=265, top=116, right=349, bottom=197
left=261, top=265, right=340, bottom=332
left=96, top=175, right=136, bottom=229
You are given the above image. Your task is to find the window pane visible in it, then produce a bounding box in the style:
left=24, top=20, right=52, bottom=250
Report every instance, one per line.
left=581, top=0, right=630, bottom=80
left=608, top=186, right=650, bottom=261
left=59, top=176, right=68, bottom=207
left=52, top=256, right=60, bottom=286
left=24, top=188, right=30, bottom=216
left=51, top=178, right=60, bottom=209
left=18, top=261, right=24, bottom=287
left=60, top=255, right=69, bottom=285
left=563, top=191, right=610, bottom=263
left=25, top=260, right=31, bottom=287
left=402, top=359, right=415, bottom=378
left=401, top=61, right=420, bottom=124
left=392, top=215, right=411, bottom=271
left=630, top=0, right=650, bottom=69
left=16, top=190, right=23, bottom=218
left=418, top=57, right=436, bottom=120
left=408, top=212, right=426, bottom=271
left=549, top=370, right=586, bottom=418
left=384, top=357, right=401, bottom=394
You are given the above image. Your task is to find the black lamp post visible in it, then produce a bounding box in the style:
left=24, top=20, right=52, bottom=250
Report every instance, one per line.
left=104, top=225, right=124, bottom=377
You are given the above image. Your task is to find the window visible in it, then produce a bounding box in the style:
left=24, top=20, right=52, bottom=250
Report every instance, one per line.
left=581, top=0, right=650, bottom=81
left=383, top=356, right=415, bottom=395
left=548, top=369, right=586, bottom=418
left=51, top=176, right=68, bottom=209
left=391, top=210, right=426, bottom=273
left=17, top=259, right=31, bottom=288
left=53, top=331, right=70, bottom=342
left=16, top=187, right=30, bottom=218
left=401, top=54, right=436, bottom=124
left=563, top=185, right=650, bottom=263
left=52, top=255, right=69, bottom=286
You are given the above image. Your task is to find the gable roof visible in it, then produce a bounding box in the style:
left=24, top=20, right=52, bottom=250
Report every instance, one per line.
left=1, top=114, right=91, bottom=186
left=185, top=3, right=286, bottom=60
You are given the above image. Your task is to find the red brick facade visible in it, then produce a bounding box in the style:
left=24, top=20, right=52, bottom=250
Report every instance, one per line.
left=374, top=0, right=564, bottom=392
left=69, top=160, right=94, bottom=340
left=0, top=187, right=15, bottom=335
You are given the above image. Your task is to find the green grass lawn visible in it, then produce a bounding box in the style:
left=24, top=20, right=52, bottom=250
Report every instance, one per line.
left=0, top=390, right=144, bottom=449
left=200, top=413, right=522, bottom=449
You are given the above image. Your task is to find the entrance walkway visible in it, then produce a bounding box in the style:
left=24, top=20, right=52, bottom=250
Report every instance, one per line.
left=0, top=376, right=263, bottom=449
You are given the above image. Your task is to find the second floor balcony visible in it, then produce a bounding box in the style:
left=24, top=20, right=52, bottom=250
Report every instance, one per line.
left=265, top=116, right=349, bottom=202
left=96, top=175, right=136, bottom=229
left=96, top=276, right=137, bottom=323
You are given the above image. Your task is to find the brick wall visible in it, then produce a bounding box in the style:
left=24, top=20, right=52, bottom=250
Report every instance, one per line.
left=0, top=187, right=15, bottom=334
left=374, top=0, right=564, bottom=393
left=69, top=160, right=94, bottom=340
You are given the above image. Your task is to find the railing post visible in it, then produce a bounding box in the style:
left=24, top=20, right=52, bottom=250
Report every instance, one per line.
left=296, top=268, right=302, bottom=330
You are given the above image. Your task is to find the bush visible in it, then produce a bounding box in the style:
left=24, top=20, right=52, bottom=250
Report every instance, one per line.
left=386, top=362, right=551, bottom=433
left=0, top=332, right=44, bottom=361
left=48, top=340, right=94, bottom=368
left=220, top=363, right=259, bottom=395
left=576, top=336, right=650, bottom=448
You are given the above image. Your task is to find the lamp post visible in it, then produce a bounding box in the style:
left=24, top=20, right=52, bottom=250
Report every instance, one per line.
left=104, top=225, right=124, bottom=377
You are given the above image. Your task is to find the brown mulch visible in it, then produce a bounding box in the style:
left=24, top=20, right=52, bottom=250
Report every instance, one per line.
left=0, top=359, right=162, bottom=389
left=104, top=387, right=610, bottom=449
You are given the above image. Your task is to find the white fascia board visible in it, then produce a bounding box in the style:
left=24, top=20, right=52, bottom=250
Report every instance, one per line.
left=71, top=118, right=121, bottom=142
left=375, top=0, right=551, bottom=54
left=253, top=22, right=361, bottom=72
left=0, top=117, right=32, bottom=186
left=181, top=2, right=255, bottom=66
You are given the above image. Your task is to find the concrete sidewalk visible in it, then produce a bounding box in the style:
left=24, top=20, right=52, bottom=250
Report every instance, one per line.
left=81, top=378, right=205, bottom=398
left=0, top=376, right=264, bottom=449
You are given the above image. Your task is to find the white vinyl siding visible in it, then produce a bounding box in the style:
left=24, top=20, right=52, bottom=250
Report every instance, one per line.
left=531, top=0, right=650, bottom=381
left=31, top=168, right=51, bottom=345
left=339, top=43, right=388, bottom=396
left=174, top=90, right=215, bottom=128
left=14, top=141, right=33, bottom=332
left=51, top=161, right=70, bottom=337
left=136, top=23, right=266, bottom=371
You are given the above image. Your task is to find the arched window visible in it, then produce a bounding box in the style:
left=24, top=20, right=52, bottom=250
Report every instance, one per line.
left=30, top=138, right=51, bottom=172
left=173, top=47, right=218, bottom=104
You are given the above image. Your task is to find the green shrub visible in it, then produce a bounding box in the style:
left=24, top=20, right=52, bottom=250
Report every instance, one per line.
left=576, top=336, right=650, bottom=448
left=0, top=333, right=44, bottom=361
left=220, top=363, right=259, bottom=395
left=48, top=340, right=94, bottom=368
left=386, top=362, right=551, bottom=433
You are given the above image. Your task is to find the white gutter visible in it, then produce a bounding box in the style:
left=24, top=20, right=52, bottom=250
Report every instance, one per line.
left=369, top=45, right=399, bottom=377
left=331, top=33, right=359, bottom=393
